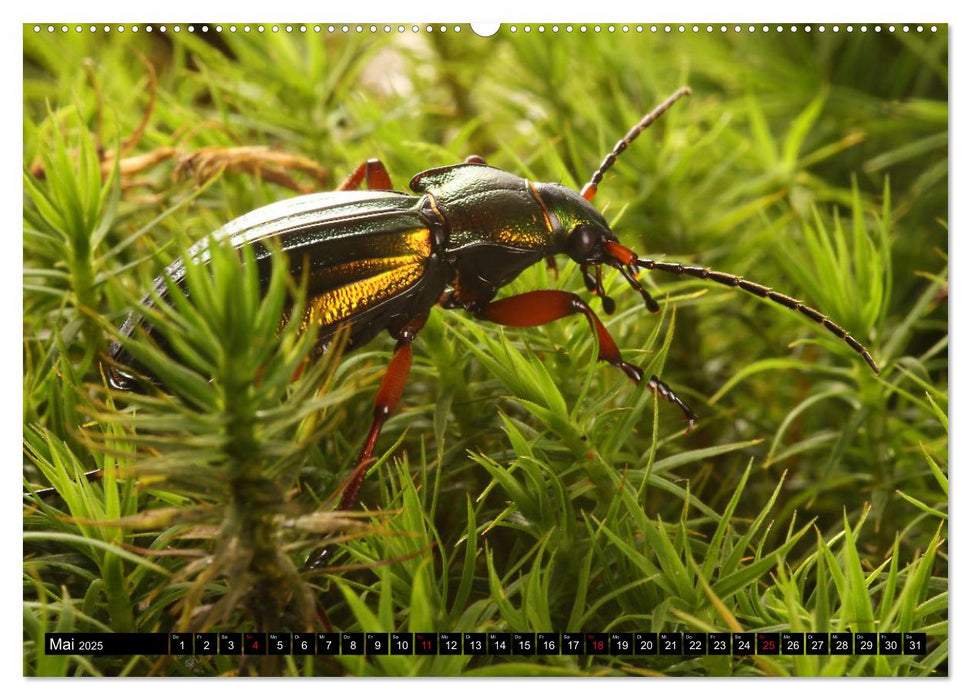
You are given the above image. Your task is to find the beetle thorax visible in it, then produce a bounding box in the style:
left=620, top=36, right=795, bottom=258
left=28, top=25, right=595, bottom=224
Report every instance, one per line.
left=411, top=164, right=558, bottom=308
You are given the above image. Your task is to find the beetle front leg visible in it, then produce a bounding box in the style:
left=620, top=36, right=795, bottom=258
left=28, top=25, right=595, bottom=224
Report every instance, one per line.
left=337, top=158, right=394, bottom=191
left=477, top=290, right=696, bottom=429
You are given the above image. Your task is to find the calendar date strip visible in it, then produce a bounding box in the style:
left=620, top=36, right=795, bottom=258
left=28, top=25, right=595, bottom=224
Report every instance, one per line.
left=43, top=631, right=927, bottom=657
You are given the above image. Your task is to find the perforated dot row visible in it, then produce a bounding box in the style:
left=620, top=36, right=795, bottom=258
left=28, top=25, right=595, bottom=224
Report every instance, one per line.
left=507, top=24, right=936, bottom=33
left=31, top=24, right=939, bottom=35
left=32, top=24, right=466, bottom=34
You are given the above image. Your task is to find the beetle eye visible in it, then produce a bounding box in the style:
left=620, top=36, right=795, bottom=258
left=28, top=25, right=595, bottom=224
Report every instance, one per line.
left=568, top=226, right=598, bottom=259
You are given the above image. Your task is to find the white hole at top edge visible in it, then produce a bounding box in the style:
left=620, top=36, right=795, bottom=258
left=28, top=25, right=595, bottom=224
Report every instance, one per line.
left=471, top=23, right=500, bottom=37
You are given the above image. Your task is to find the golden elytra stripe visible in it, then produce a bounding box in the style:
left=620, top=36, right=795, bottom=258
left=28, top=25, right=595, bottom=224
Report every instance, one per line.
left=302, top=228, right=432, bottom=329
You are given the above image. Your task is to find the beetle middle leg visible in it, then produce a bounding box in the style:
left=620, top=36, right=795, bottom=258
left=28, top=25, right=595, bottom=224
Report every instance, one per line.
left=337, top=158, right=394, bottom=191
left=477, top=290, right=696, bottom=428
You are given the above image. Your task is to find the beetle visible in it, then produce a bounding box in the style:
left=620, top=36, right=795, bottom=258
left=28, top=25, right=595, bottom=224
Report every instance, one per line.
left=108, top=86, right=879, bottom=520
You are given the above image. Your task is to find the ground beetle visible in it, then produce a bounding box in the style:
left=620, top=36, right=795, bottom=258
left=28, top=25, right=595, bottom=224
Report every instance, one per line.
left=108, top=87, right=879, bottom=520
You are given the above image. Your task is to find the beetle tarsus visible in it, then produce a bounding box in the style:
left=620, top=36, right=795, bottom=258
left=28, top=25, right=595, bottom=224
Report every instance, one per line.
left=646, top=374, right=697, bottom=430
left=616, top=361, right=696, bottom=430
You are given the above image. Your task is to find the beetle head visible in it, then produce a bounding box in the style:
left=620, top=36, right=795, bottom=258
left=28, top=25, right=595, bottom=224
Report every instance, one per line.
left=533, top=181, right=660, bottom=315
left=535, top=182, right=616, bottom=264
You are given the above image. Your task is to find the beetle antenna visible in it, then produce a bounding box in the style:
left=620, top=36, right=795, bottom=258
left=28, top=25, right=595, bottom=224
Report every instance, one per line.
left=602, top=240, right=878, bottom=373
left=581, top=86, right=692, bottom=202
left=635, top=257, right=880, bottom=374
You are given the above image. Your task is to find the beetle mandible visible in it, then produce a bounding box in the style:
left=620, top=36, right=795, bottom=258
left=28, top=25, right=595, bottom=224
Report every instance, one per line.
left=108, top=86, right=879, bottom=517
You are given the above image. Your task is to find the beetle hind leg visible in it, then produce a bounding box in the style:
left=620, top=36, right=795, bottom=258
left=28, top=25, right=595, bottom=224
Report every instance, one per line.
left=476, top=290, right=696, bottom=429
